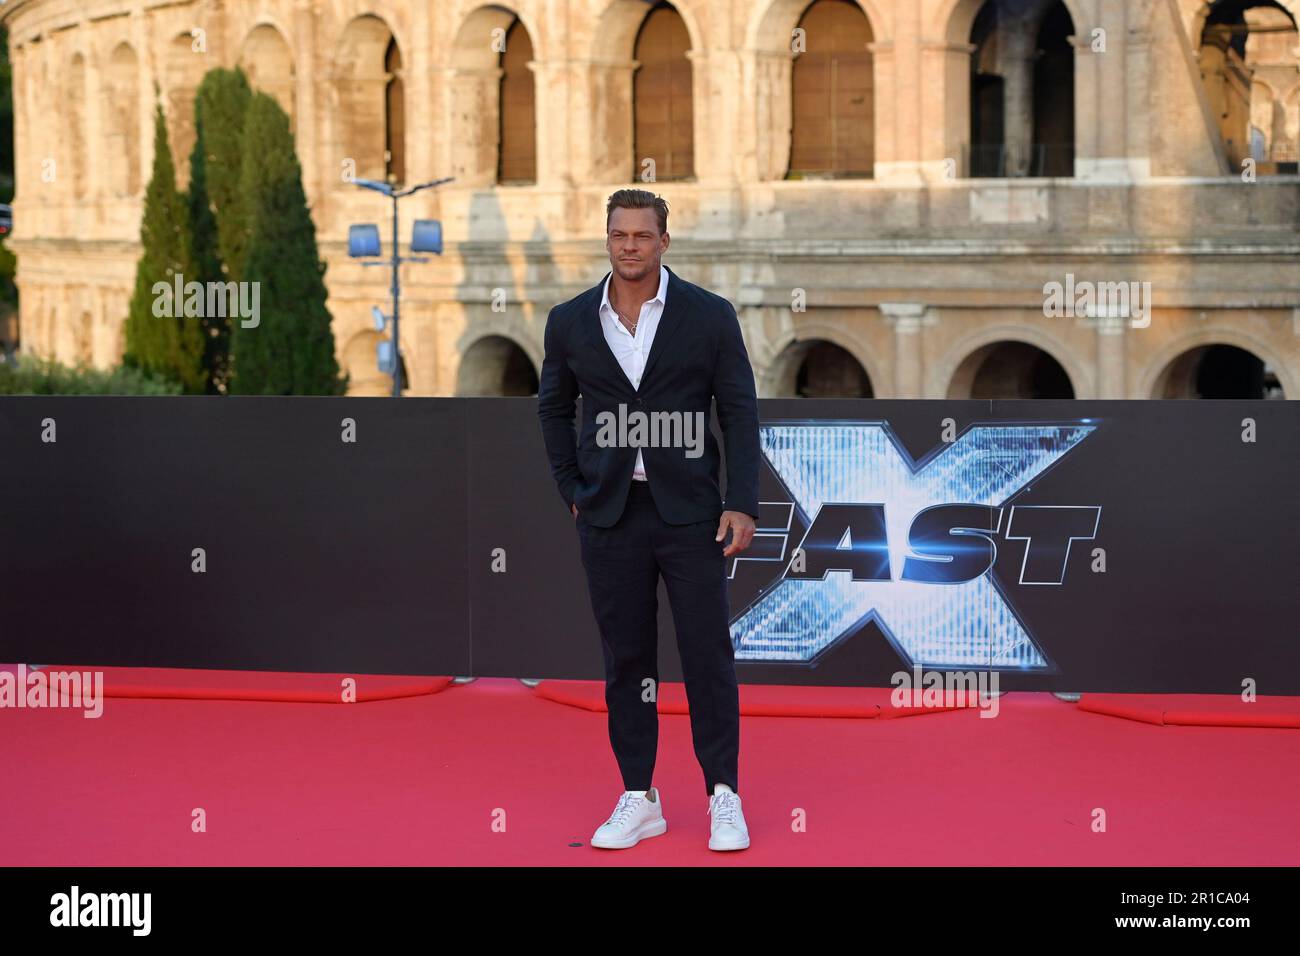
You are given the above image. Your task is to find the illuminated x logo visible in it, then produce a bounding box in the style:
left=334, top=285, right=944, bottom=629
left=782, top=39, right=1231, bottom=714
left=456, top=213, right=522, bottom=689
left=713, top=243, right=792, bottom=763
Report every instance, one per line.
left=728, top=422, right=1097, bottom=668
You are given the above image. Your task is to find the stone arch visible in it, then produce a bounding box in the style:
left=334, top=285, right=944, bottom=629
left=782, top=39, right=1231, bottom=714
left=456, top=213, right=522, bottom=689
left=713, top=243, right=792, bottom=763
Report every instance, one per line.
left=581, top=1, right=703, bottom=183
left=788, top=0, right=876, bottom=178
left=946, top=0, right=1081, bottom=177
left=239, top=23, right=297, bottom=126
left=946, top=340, right=1076, bottom=398
left=766, top=338, right=876, bottom=397
left=932, top=323, right=1090, bottom=398
left=104, top=42, right=141, bottom=197
left=594, top=0, right=706, bottom=63
left=746, top=0, right=890, bottom=50
left=935, top=0, right=1087, bottom=175
left=1137, top=327, right=1296, bottom=398
left=333, top=13, right=404, bottom=184
left=1187, top=0, right=1300, bottom=54
left=935, top=0, right=1088, bottom=44
left=452, top=2, right=547, bottom=67
left=1192, top=0, right=1300, bottom=166
left=745, top=0, right=887, bottom=181
left=447, top=5, right=540, bottom=186
left=456, top=333, right=540, bottom=395
left=341, top=329, right=394, bottom=396
left=938, top=0, right=987, bottom=44
left=1251, top=74, right=1279, bottom=100
left=758, top=320, right=886, bottom=398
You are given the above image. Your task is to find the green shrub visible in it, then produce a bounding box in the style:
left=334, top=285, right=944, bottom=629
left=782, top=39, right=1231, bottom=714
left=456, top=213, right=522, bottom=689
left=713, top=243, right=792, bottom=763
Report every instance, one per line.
left=0, top=355, right=183, bottom=395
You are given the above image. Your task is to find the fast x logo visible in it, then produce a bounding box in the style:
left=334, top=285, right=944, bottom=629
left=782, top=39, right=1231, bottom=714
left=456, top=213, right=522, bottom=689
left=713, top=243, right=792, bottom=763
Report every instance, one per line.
left=727, top=422, right=1100, bottom=669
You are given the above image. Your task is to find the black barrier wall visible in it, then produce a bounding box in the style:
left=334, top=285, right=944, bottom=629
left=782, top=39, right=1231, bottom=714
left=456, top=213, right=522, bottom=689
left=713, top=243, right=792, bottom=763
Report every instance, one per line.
left=1, top=396, right=1296, bottom=693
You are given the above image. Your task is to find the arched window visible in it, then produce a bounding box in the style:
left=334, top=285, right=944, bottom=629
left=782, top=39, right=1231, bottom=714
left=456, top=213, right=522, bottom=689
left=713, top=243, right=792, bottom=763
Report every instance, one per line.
left=335, top=16, right=403, bottom=184
left=633, top=3, right=694, bottom=181
left=105, top=43, right=140, bottom=196
left=1199, top=0, right=1299, bottom=173
left=498, top=18, right=536, bottom=183
left=968, top=0, right=1075, bottom=177
left=1155, top=345, right=1285, bottom=399
left=385, top=37, right=405, bottom=185
left=239, top=24, right=296, bottom=127
left=343, top=331, right=397, bottom=396
left=948, top=341, right=1074, bottom=399
left=789, top=0, right=874, bottom=178
left=770, top=339, right=873, bottom=397
left=457, top=336, right=538, bottom=396
left=449, top=7, right=536, bottom=186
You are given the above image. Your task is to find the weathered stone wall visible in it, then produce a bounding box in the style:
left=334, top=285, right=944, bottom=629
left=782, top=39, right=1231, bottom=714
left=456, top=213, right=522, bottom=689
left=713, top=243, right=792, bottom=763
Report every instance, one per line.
left=2, top=0, right=1297, bottom=398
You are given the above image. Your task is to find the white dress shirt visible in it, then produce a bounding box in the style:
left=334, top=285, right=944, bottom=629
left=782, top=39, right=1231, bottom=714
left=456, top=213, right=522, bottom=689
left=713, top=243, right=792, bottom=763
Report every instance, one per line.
left=598, top=264, right=669, bottom=481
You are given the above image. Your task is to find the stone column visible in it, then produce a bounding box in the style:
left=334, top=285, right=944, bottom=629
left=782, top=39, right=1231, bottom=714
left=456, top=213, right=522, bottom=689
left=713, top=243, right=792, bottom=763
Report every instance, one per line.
left=697, top=46, right=742, bottom=184
left=868, top=40, right=901, bottom=181
left=1075, top=1, right=1147, bottom=181
left=924, top=40, right=977, bottom=181
left=1094, top=313, right=1127, bottom=398
left=880, top=302, right=934, bottom=398
left=745, top=49, right=792, bottom=181
left=1070, top=33, right=1099, bottom=176
left=1095, top=0, right=1128, bottom=165
left=584, top=58, right=637, bottom=183
left=443, top=66, right=505, bottom=187
left=998, top=19, right=1036, bottom=177
left=1122, top=26, right=1152, bottom=180
left=294, top=1, right=321, bottom=206
left=683, top=47, right=718, bottom=182
left=528, top=58, right=568, bottom=187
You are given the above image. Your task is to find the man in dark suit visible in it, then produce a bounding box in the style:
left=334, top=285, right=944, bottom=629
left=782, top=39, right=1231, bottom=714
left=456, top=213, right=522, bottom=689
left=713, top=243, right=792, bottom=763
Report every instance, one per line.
left=537, top=189, right=760, bottom=851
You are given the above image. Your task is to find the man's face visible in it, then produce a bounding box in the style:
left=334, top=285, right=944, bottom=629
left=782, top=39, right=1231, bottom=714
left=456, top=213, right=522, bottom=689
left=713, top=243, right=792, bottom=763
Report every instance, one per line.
left=606, top=207, right=670, bottom=282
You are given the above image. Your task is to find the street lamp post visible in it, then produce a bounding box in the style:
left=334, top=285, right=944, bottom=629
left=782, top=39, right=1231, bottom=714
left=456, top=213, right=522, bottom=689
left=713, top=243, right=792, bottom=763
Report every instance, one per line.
left=348, top=176, right=453, bottom=397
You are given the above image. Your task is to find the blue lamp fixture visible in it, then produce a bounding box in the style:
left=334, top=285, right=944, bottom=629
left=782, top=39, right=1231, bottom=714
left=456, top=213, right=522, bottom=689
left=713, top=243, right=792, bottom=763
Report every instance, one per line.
left=348, top=224, right=381, bottom=258
left=349, top=176, right=455, bottom=396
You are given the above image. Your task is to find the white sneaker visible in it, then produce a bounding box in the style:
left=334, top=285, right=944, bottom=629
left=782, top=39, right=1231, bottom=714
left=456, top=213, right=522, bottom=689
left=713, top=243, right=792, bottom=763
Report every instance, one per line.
left=707, top=790, right=750, bottom=851
left=591, top=787, right=668, bottom=849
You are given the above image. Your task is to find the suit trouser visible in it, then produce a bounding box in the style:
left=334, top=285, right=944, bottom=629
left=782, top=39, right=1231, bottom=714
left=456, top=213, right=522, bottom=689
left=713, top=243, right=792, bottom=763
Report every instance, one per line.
left=576, top=479, right=740, bottom=798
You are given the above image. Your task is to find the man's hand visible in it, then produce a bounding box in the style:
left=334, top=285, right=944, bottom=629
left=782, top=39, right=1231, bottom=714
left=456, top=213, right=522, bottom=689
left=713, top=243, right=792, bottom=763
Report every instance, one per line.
left=716, top=511, right=756, bottom=557
left=571, top=503, right=578, bottom=519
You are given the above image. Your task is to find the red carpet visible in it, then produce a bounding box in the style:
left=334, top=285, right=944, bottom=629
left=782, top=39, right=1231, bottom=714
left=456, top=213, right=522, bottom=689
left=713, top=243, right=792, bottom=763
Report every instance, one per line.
left=534, top=679, right=981, bottom=718
left=1079, top=693, right=1300, bottom=728
left=0, top=664, right=452, bottom=703
left=2, top=675, right=1297, bottom=866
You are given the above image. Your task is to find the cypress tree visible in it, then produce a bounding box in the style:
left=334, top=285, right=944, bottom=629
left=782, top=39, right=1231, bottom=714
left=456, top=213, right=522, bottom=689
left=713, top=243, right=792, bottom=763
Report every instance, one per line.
left=191, top=68, right=252, bottom=282
left=186, top=68, right=251, bottom=392
left=122, top=99, right=205, bottom=394
left=187, top=117, right=226, bottom=392
left=228, top=92, right=345, bottom=395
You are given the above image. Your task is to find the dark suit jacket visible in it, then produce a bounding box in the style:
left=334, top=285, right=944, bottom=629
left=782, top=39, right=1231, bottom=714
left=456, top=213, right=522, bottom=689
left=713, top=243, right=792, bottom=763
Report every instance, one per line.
left=537, top=265, right=760, bottom=527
